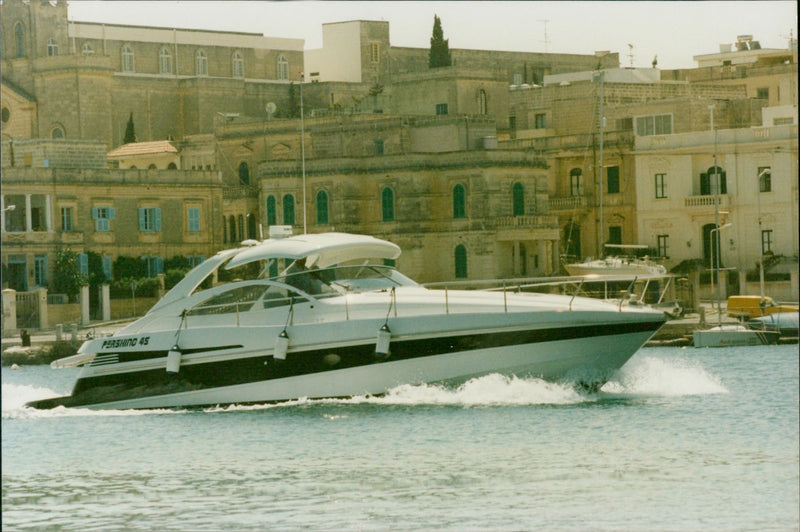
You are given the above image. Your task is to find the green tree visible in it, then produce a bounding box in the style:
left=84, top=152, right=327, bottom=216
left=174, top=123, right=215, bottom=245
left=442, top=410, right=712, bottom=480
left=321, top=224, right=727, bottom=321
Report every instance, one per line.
left=123, top=112, right=136, bottom=144
left=50, top=249, right=88, bottom=302
left=428, top=15, right=452, bottom=68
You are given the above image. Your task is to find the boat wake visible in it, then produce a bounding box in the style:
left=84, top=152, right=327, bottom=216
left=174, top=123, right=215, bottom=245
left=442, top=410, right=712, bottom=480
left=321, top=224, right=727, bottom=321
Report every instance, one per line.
left=3, top=354, right=728, bottom=418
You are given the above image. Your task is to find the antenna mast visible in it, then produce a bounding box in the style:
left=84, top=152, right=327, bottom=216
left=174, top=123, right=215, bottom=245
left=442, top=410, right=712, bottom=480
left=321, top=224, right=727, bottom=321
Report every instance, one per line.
left=539, top=19, right=550, bottom=53
left=627, top=44, right=635, bottom=67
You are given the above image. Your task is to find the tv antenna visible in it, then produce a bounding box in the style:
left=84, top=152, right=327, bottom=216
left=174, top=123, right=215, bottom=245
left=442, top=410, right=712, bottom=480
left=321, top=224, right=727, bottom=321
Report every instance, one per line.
left=539, top=19, right=550, bottom=53
left=627, top=43, right=635, bottom=67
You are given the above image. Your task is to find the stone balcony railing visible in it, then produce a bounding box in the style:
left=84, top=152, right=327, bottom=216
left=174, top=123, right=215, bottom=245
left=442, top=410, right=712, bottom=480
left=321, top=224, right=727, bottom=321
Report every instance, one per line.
left=684, top=194, right=732, bottom=210
left=494, top=215, right=559, bottom=228
left=548, top=196, right=588, bottom=211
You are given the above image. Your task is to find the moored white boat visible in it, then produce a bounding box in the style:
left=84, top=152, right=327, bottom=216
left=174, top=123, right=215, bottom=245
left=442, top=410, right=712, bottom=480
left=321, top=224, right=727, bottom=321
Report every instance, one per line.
left=27, top=230, right=666, bottom=410
left=693, top=324, right=779, bottom=348
left=564, top=245, right=667, bottom=277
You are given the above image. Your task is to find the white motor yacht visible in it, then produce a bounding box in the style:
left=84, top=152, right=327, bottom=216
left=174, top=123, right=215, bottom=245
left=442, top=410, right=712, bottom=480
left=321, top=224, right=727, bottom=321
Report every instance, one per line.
left=28, top=231, right=666, bottom=410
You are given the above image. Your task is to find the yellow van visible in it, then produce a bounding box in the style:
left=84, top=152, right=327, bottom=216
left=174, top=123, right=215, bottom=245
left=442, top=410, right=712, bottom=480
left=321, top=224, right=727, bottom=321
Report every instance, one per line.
left=726, top=295, right=799, bottom=319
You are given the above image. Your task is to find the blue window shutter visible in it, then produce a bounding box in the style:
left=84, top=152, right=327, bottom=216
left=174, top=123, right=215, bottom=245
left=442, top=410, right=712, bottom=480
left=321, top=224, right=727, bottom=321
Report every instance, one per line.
left=78, top=253, right=89, bottom=275
left=102, top=256, right=113, bottom=279
left=138, top=208, right=146, bottom=230
left=91, top=207, right=98, bottom=220
left=154, top=208, right=162, bottom=231
left=155, top=257, right=164, bottom=274
left=108, top=207, right=115, bottom=220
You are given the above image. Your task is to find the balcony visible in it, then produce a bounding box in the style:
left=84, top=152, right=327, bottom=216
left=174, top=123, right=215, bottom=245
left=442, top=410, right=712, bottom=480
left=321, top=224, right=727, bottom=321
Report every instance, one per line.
left=495, top=215, right=559, bottom=228
left=684, top=194, right=731, bottom=210
left=548, top=196, right=587, bottom=212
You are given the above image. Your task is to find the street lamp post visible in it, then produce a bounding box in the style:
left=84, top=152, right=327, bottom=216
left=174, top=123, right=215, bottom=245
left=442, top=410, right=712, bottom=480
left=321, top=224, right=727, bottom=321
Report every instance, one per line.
left=757, top=168, right=769, bottom=300
left=710, top=222, right=733, bottom=326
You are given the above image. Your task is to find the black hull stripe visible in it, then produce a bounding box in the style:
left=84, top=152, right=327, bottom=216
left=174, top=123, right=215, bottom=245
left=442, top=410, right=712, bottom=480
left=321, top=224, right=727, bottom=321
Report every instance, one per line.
left=35, top=320, right=663, bottom=409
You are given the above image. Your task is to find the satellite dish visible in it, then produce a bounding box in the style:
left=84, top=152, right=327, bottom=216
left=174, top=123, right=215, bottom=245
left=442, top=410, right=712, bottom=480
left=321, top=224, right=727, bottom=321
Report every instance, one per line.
left=266, top=102, right=277, bottom=119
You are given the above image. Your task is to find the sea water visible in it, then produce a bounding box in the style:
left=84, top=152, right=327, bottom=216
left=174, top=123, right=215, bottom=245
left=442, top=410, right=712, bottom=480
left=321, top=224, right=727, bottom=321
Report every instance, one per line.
left=2, top=345, right=798, bottom=531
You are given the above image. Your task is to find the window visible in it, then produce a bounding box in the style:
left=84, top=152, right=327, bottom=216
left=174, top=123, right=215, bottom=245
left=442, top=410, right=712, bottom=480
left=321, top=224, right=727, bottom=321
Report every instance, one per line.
left=381, top=187, right=395, bottom=222
left=195, top=50, right=208, bottom=76
left=102, top=256, right=113, bottom=280
left=701, top=167, right=727, bottom=195
left=47, top=38, right=58, bottom=56
left=374, top=139, right=385, bottom=155
left=635, top=114, right=672, bottom=136
left=138, top=207, right=162, bottom=232
left=655, top=173, right=667, bottom=198
left=238, top=214, right=244, bottom=239
left=756, top=88, right=769, bottom=100
left=512, top=183, right=525, bottom=216
left=509, top=116, right=517, bottom=130
left=238, top=162, right=250, bottom=185
left=143, top=256, right=164, bottom=278
left=82, top=42, right=94, bottom=56
left=232, top=51, right=244, bottom=78
left=78, top=253, right=89, bottom=276
left=570, top=168, right=583, bottom=196
left=657, top=235, right=669, bottom=258
left=773, top=117, right=793, bottom=126
left=370, top=42, right=380, bottom=63
left=15, top=22, right=25, bottom=58
left=617, top=117, right=633, bottom=131
left=513, top=73, right=522, bottom=85
left=761, top=230, right=773, bottom=255
left=758, top=167, right=771, bottom=193
left=534, top=113, right=546, bottom=129
left=453, top=184, right=466, bottom=219
left=2, top=107, right=9, bottom=123
left=266, top=195, right=277, bottom=226
left=282, top=194, right=295, bottom=225
left=51, top=126, right=64, bottom=139
left=454, top=244, right=468, bottom=279
left=159, top=47, right=172, bottom=74
left=61, top=207, right=74, bottom=232
left=277, top=55, right=288, bottom=80
left=122, top=45, right=134, bottom=72
left=316, top=190, right=329, bottom=225
left=187, top=207, right=200, bottom=232
left=34, top=255, right=47, bottom=286
left=608, top=226, right=622, bottom=245
left=435, top=103, right=448, bottom=115
left=478, top=90, right=487, bottom=115
left=606, top=166, right=620, bottom=194
left=92, top=206, right=115, bottom=232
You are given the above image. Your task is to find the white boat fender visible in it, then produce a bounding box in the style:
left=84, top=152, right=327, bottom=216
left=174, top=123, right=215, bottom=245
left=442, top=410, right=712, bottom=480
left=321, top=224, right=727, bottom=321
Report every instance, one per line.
left=375, top=323, right=391, bottom=359
left=166, top=345, right=182, bottom=374
left=274, top=330, right=289, bottom=361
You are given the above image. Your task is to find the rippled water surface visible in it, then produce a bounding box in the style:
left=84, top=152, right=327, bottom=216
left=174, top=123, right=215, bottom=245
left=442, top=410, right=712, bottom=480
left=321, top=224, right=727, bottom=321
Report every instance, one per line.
left=3, top=345, right=798, bottom=531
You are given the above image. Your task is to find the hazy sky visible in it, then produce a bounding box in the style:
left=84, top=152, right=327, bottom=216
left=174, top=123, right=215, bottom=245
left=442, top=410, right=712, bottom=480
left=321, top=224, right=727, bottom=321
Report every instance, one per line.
left=66, top=1, right=797, bottom=70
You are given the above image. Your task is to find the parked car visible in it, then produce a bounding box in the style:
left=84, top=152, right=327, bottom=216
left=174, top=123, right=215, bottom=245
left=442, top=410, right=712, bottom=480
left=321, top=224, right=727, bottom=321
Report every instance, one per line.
left=726, top=295, right=799, bottom=319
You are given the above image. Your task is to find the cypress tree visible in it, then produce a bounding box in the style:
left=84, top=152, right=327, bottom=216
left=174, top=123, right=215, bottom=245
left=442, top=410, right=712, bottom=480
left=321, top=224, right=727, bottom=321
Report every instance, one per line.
left=428, top=15, right=452, bottom=68
left=123, top=112, right=136, bottom=144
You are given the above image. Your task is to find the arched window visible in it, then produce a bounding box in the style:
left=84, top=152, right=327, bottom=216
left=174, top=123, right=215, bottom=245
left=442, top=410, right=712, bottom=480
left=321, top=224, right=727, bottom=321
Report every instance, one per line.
left=232, top=51, right=244, bottom=78
left=247, top=212, right=257, bottom=239
left=121, top=45, right=134, bottom=72
left=238, top=214, right=245, bottom=240
left=167, top=162, right=177, bottom=170
left=195, top=49, right=207, bottom=76
left=478, top=89, right=487, bottom=115
left=81, top=42, right=94, bottom=56
left=47, top=38, right=59, bottom=56
left=238, top=162, right=250, bottom=185
left=381, top=187, right=395, bottom=222
left=159, top=47, right=172, bottom=74
left=266, top=195, right=277, bottom=226
left=570, top=168, right=583, bottom=196
left=51, top=125, right=65, bottom=139
left=316, top=190, right=329, bottom=225
left=701, top=166, right=727, bottom=195
left=455, top=244, right=468, bottom=279
left=512, top=182, right=525, bottom=216
left=283, top=194, right=295, bottom=225
left=277, top=55, right=288, bottom=80
left=15, top=22, right=25, bottom=58
left=222, top=215, right=228, bottom=243
left=453, top=184, right=466, bottom=218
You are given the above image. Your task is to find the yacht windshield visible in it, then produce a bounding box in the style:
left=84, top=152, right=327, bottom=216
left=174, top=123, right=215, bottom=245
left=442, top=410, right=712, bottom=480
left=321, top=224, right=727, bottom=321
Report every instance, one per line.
left=277, top=264, right=416, bottom=294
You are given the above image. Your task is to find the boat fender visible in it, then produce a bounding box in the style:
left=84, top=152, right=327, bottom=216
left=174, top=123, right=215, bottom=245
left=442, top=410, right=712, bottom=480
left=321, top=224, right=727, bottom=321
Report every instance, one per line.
left=375, top=324, right=391, bottom=359
left=274, top=330, right=289, bottom=361
left=166, top=345, right=182, bottom=374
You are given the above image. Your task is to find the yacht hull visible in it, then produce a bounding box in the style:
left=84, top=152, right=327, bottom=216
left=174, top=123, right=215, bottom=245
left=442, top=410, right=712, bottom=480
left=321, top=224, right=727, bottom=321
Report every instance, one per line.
left=28, top=317, right=662, bottom=410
